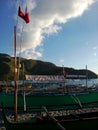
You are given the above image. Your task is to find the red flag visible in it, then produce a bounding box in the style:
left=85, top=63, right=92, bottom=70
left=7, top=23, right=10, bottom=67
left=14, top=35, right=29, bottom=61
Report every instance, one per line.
left=18, top=6, right=30, bottom=24
left=24, top=6, right=30, bottom=23
left=18, top=6, right=25, bottom=19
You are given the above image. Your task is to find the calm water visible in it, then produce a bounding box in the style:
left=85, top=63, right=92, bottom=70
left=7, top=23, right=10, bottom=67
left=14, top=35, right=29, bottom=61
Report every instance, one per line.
left=66, top=78, right=98, bottom=88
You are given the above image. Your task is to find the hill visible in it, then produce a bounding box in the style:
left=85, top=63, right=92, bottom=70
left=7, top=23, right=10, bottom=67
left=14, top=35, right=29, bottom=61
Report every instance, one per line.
left=0, top=53, right=98, bottom=80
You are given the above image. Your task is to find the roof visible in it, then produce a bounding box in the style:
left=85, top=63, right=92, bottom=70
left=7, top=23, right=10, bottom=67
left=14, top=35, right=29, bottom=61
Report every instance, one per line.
left=25, top=75, right=66, bottom=83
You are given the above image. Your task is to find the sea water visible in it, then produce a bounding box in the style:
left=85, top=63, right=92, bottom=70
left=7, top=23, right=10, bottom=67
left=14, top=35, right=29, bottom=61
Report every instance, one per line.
left=66, top=78, right=98, bottom=88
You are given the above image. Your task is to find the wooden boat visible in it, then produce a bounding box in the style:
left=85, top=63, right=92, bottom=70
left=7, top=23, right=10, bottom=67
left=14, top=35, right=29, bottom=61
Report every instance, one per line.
left=2, top=105, right=98, bottom=130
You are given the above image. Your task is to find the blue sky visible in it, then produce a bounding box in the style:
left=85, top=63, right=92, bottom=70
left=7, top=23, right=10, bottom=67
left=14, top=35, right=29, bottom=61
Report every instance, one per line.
left=0, top=0, right=98, bottom=74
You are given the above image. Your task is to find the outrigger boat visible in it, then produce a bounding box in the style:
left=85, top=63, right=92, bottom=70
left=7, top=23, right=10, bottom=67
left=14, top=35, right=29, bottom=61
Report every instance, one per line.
left=2, top=105, right=98, bottom=130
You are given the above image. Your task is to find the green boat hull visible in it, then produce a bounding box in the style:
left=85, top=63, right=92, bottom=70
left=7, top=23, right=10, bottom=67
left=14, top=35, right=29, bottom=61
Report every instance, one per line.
left=1, top=92, right=98, bottom=111
left=2, top=92, right=98, bottom=130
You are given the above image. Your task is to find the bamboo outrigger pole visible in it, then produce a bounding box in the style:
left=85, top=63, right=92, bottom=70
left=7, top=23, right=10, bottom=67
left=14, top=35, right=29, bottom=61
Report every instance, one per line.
left=42, top=106, right=66, bottom=130
left=14, top=25, right=18, bottom=121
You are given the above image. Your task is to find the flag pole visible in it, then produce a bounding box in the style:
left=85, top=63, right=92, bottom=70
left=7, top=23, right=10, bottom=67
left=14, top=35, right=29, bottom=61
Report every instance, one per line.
left=14, top=25, right=18, bottom=121
left=13, top=4, right=30, bottom=121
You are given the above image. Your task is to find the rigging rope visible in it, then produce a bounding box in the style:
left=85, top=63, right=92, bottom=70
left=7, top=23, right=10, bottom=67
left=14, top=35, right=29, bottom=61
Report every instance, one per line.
left=16, top=0, right=27, bottom=80
left=71, top=95, right=82, bottom=108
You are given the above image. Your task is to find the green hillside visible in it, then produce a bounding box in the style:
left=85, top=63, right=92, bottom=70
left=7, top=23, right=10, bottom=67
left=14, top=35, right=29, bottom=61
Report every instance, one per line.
left=0, top=53, right=97, bottom=80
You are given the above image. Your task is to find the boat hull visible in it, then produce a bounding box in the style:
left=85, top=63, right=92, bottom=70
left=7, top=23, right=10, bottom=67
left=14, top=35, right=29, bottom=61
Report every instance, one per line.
left=1, top=92, right=98, bottom=111
left=3, top=111, right=98, bottom=130
left=3, top=116, right=98, bottom=130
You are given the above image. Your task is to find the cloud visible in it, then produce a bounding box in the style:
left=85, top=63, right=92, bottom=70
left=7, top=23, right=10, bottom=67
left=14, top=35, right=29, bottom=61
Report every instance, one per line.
left=59, top=59, right=65, bottom=63
left=15, top=0, right=96, bottom=59
left=93, top=46, right=98, bottom=57
left=93, top=46, right=97, bottom=50
left=20, top=48, right=42, bottom=59
left=93, top=52, right=97, bottom=56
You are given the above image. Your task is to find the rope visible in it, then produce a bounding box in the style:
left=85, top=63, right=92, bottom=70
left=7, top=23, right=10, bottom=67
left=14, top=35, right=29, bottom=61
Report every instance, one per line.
left=17, top=21, right=25, bottom=80
left=17, top=2, right=28, bottom=80
left=16, top=0, right=28, bottom=112
left=71, top=95, right=82, bottom=108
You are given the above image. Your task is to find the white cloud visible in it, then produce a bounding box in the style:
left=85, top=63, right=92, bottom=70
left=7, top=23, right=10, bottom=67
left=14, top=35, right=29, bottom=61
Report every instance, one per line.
left=15, top=0, right=96, bottom=59
left=59, top=59, right=65, bottom=63
left=92, top=46, right=98, bottom=57
left=93, top=52, right=97, bottom=56
left=43, top=25, right=62, bottom=35
left=20, top=48, right=42, bottom=59
left=93, top=46, right=97, bottom=50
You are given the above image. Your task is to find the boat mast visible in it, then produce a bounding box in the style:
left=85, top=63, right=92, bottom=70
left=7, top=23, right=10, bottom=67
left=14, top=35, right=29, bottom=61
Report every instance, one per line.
left=23, top=63, right=26, bottom=111
left=86, top=65, right=88, bottom=89
left=62, top=65, right=67, bottom=93
left=14, top=25, right=18, bottom=121
left=13, top=4, right=30, bottom=121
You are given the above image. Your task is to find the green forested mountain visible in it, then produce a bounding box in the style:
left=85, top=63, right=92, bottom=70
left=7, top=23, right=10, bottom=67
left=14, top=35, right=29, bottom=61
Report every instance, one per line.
left=0, top=53, right=97, bottom=80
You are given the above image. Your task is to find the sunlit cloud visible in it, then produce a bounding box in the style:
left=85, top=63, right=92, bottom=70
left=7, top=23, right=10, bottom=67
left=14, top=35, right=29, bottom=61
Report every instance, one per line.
left=20, top=48, right=42, bottom=59
left=13, top=0, right=96, bottom=59
left=93, top=46, right=97, bottom=50
left=92, top=46, right=98, bottom=56
left=59, top=59, right=65, bottom=63
left=93, top=52, right=97, bottom=56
